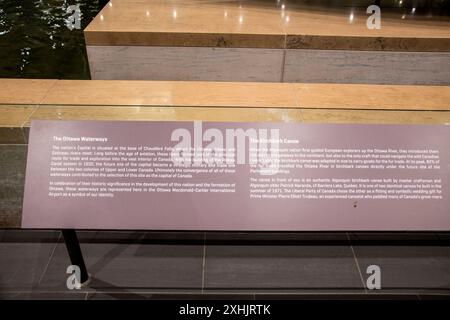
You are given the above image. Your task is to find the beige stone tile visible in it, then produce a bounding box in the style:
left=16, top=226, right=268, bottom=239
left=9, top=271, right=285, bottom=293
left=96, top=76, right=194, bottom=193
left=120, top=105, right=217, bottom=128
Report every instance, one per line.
left=284, top=7, right=450, bottom=50
left=43, top=80, right=173, bottom=106
left=170, top=82, right=297, bottom=108
left=0, top=79, right=56, bottom=104
left=25, top=105, right=302, bottom=126
left=4, top=79, right=449, bottom=112
left=0, top=105, right=36, bottom=127
left=87, top=46, right=284, bottom=82
left=85, top=1, right=286, bottom=47
left=85, top=1, right=450, bottom=51
left=301, top=109, right=450, bottom=125
left=285, top=35, right=450, bottom=52
left=85, top=32, right=285, bottom=49
left=294, top=84, right=450, bottom=111
left=284, top=49, right=450, bottom=85
left=0, top=105, right=35, bottom=143
left=42, top=80, right=298, bottom=108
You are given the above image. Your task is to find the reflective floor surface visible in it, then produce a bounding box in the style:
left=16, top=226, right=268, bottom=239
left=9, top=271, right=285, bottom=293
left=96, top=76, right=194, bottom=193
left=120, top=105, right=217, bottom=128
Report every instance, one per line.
left=0, top=229, right=449, bottom=299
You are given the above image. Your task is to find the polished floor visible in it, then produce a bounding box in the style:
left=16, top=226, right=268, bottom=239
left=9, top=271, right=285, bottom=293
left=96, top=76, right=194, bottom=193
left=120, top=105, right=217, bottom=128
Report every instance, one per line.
left=84, top=1, right=450, bottom=83
left=0, top=229, right=449, bottom=299
left=86, top=0, right=450, bottom=47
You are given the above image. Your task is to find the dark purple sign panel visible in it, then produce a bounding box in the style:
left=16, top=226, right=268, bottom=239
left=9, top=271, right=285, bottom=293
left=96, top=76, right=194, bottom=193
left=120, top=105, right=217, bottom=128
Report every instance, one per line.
left=22, top=120, right=450, bottom=231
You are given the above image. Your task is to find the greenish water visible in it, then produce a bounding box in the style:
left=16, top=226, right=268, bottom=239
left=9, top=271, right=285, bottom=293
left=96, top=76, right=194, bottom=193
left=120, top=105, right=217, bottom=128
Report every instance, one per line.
left=0, top=0, right=100, bottom=79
